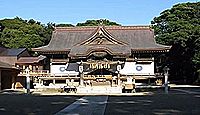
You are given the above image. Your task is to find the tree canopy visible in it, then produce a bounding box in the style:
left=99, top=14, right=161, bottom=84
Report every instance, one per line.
left=76, top=19, right=121, bottom=26
left=56, top=24, right=74, bottom=27
left=0, top=17, right=54, bottom=49
left=0, top=18, right=120, bottom=50
left=151, top=2, right=200, bottom=83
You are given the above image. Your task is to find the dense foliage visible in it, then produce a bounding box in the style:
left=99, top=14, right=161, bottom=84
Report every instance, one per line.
left=0, top=18, right=120, bottom=50
left=0, top=17, right=54, bottom=49
left=56, top=24, right=74, bottom=27
left=76, top=19, right=121, bottom=26
left=151, top=2, right=200, bottom=83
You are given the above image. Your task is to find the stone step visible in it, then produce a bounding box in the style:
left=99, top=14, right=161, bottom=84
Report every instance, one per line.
left=91, top=81, right=111, bottom=86
left=77, top=86, right=122, bottom=94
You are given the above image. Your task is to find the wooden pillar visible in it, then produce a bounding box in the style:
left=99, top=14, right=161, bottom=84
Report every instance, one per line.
left=132, top=77, right=136, bottom=93
left=66, top=79, right=69, bottom=84
left=29, top=65, right=32, bottom=71
left=39, top=79, right=41, bottom=85
left=0, top=70, right=1, bottom=90
left=133, top=78, right=135, bottom=84
left=33, top=66, right=36, bottom=71
left=11, top=72, right=16, bottom=89
left=148, top=79, right=151, bottom=85
left=53, top=79, right=56, bottom=85
left=23, top=65, right=26, bottom=74
left=117, top=73, right=121, bottom=86
left=80, top=73, right=84, bottom=86
left=41, top=80, right=44, bottom=85
left=111, top=79, right=113, bottom=87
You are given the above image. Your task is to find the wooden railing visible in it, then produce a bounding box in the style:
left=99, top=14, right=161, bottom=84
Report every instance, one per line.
left=18, top=70, right=50, bottom=76
left=83, top=75, right=112, bottom=80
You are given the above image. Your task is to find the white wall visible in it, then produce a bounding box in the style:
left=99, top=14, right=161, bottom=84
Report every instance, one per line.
left=50, top=64, right=78, bottom=76
left=120, top=62, right=154, bottom=75
left=51, top=64, right=66, bottom=74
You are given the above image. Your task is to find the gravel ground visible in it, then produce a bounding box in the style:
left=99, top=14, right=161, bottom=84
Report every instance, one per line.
left=105, top=91, right=200, bottom=115
left=0, top=87, right=200, bottom=115
left=0, top=94, right=80, bottom=115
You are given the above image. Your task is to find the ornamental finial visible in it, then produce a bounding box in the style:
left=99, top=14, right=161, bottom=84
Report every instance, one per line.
left=99, top=19, right=104, bottom=26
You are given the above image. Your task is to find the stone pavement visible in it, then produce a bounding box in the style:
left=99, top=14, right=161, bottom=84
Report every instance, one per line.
left=171, top=89, right=200, bottom=94
left=0, top=86, right=200, bottom=115
left=55, top=96, right=108, bottom=115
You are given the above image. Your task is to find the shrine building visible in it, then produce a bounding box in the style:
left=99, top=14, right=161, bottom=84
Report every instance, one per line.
left=31, top=25, right=171, bottom=93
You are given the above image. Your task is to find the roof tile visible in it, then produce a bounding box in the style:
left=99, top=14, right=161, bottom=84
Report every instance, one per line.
left=32, top=26, right=171, bottom=56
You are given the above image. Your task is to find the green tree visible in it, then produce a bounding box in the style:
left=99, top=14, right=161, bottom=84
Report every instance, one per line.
left=151, top=2, right=200, bottom=83
left=40, top=22, right=54, bottom=45
left=76, top=19, right=121, bottom=26
left=56, top=24, right=74, bottom=27
left=0, top=18, right=120, bottom=50
left=0, top=17, right=54, bottom=49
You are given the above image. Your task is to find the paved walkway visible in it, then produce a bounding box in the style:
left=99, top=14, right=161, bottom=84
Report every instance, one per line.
left=171, top=89, right=200, bottom=94
left=55, top=96, right=108, bottom=115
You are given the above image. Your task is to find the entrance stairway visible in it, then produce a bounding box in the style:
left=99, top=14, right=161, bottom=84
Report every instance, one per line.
left=77, top=86, right=122, bottom=94
left=91, top=81, right=110, bottom=86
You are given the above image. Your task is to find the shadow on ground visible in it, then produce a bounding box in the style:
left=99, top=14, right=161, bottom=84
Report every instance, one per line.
left=0, top=93, right=80, bottom=115
left=105, top=89, right=200, bottom=115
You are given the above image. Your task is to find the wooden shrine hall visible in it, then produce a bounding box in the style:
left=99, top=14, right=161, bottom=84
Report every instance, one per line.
left=32, top=25, right=171, bottom=93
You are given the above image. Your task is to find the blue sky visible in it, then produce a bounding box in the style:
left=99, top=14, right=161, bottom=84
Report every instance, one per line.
left=0, top=0, right=198, bottom=25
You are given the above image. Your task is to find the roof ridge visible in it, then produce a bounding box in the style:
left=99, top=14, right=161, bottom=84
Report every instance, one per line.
left=55, top=25, right=151, bottom=31
left=105, top=26, right=150, bottom=30
left=55, top=26, right=97, bottom=30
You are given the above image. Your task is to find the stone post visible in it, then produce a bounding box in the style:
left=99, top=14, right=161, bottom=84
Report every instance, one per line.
left=79, top=64, right=84, bottom=86
left=163, top=66, right=169, bottom=94
left=117, top=64, right=121, bottom=86
left=25, top=67, right=30, bottom=94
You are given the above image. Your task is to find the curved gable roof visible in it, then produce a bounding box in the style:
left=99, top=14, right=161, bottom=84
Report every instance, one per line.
left=32, top=26, right=171, bottom=56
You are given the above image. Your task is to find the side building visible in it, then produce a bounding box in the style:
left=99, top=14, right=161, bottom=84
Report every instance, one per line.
left=32, top=26, right=171, bottom=93
left=0, top=61, right=19, bottom=90
left=0, top=47, right=46, bottom=90
left=0, top=47, right=28, bottom=90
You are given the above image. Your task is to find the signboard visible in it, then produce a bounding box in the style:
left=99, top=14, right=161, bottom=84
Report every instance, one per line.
left=89, top=62, right=110, bottom=69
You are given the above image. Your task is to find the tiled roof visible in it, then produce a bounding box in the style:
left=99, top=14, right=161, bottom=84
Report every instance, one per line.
left=0, top=48, right=27, bottom=56
left=0, top=61, right=16, bottom=69
left=66, top=63, right=79, bottom=72
left=32, top=26, right=171, bottom=57
left=16, top=55, right=46, bottom=64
